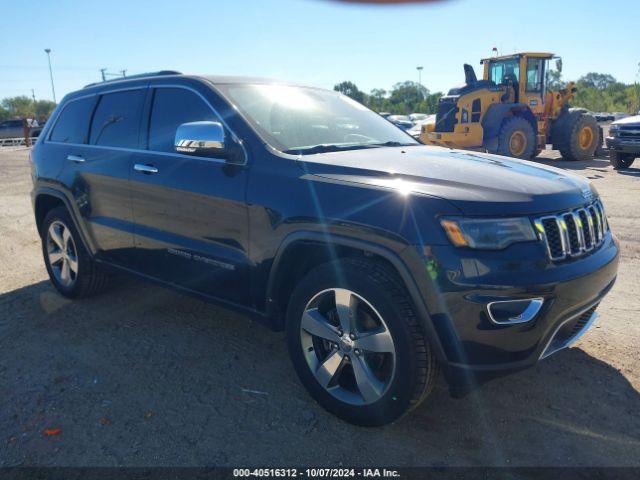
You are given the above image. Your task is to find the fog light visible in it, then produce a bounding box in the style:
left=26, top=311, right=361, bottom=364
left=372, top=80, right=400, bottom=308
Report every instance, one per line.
left=487, top=298, right=544, bottom=324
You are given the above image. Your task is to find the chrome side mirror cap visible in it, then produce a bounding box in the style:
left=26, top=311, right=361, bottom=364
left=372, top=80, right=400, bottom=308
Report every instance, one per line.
left=174, top=121, right=226, bottom=157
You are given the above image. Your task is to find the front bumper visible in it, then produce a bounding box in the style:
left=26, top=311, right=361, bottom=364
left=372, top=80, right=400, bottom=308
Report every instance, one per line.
left=422, top=130, right=483, bottom=149
left=606, top=136, right=640, bottom=154
left=418, top=231, right=619, bottom=382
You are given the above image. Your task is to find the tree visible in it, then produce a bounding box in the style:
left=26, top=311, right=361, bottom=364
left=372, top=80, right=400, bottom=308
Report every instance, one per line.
left=34, top=100, right=57, bottom=119
left=333, top=81, right=366, bottom=104
left=419, top=92, right=442, bottom=114
left=578, top=72, right=617, bottom=90
left=0, top=105, right=9, bottom=122
left=368, top=88, right=388, bottom=112
left=0, top=96, right=57, bottom=120
left=546, top=69, right=565, bottom=90
left=387, top=81, right=429, bottom=114
left=1, top=96, right=34, bottom=118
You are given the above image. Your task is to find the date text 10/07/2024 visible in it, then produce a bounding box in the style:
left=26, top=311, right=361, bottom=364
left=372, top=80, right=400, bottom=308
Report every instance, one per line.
left=232, top=468, right=401, bottom=478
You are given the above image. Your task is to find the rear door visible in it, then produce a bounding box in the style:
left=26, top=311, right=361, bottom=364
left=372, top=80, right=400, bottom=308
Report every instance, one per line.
left=55, top=88, right=145, bottom=264
left=130, top=85, right=251, bottom=305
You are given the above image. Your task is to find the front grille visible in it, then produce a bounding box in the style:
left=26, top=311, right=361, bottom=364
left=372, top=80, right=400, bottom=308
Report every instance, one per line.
left=534, top=200, right=609, bottom=261
left=435, top=97, right=458, bottom=133
left=619, top=125, right=640, bottom=139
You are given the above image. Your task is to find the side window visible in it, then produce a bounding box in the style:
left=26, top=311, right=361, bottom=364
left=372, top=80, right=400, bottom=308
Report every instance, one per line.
left=49, top=97, right=95, bottom=144
left=526, top=58, right=544, bottom=93
left=89, top=89, right=144, bottom=148
left=148, top=88, right=216, bottom=153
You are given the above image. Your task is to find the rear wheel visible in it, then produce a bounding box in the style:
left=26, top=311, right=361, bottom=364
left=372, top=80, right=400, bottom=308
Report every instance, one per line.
left=41, top=207, right=109, bottom=298
left=493, top=116, right=536, bottom=159
left=610, top=151, right=635, bottom=170
left=286, top=258, right=438, bottom=426
left=552, top=111, right=599, bottom=161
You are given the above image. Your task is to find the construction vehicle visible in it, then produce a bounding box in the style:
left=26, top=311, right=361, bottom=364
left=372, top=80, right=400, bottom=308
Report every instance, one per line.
left=421, top=52, right=599, bottom=161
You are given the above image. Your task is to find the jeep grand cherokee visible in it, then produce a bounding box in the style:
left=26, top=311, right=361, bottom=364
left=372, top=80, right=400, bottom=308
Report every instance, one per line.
left=30, top=72, right=619, bottom=426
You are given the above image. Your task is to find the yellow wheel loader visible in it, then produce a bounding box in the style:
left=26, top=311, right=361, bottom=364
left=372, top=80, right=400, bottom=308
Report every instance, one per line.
left=421, top=52, right=599, bottom=161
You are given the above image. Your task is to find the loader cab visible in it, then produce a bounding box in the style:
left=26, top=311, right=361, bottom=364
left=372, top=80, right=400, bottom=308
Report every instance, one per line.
left=481, top=53, right=554, bottom=115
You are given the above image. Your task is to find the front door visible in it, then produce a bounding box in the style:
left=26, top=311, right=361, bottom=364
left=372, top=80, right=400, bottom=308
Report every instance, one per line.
left=130, top=86, right=251, bottom=306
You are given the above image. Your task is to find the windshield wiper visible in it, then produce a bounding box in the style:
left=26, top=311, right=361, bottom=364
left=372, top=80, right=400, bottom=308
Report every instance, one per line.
left=366, top=141, right=418, bottom=148
left=283, top=143, right=380, bottom=155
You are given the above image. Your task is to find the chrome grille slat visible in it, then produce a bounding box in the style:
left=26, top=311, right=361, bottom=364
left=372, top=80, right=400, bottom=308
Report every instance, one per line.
left=556, top=216, right=570, bottom=257
left=594, top=202, right=605, bottom=239
left=589, top=206, right=600, bottom=243
left=571, top=211, right=586, bottom=251
left=535, top=200, right=608, bottom=262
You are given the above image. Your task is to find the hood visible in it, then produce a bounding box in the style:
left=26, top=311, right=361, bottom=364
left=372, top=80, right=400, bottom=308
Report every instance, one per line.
left=299, top=145, right=596, bottom=215
left=612, top=115, right=640, bottom=125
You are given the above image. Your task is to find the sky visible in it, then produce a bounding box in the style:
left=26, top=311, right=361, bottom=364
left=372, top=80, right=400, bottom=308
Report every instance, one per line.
left=1, top=0, right=639, bottom=102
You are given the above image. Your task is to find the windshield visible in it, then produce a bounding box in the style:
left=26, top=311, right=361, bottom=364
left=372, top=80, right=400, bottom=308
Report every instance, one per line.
left=217, top=84, right=418, bottom=154
left=488, top=58, right=520, bottom=85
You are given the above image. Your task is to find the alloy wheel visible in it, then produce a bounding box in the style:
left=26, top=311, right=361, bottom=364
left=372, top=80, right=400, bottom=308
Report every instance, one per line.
left=300, top=288, right=396, bottom=405
left=46, top=220, right=78, bottom=288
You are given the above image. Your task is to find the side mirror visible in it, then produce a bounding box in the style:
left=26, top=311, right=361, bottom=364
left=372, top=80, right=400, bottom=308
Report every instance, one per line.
left=175, top=121, right=227, bottom=158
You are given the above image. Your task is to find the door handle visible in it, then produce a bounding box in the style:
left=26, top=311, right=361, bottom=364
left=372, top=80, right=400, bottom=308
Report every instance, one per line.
left=66, top=154, right=85, bottom=163
left=134, top=164, right=159, bottom=174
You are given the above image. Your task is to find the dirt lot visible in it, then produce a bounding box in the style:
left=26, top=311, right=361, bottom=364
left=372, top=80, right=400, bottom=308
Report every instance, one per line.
left=0, top=147, right=639, bottom=467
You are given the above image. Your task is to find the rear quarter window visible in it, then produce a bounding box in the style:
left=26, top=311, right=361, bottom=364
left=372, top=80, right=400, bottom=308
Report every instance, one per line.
left=89, top=89, right=145, bottom=148
left=49, top=97, right=95, bottom=143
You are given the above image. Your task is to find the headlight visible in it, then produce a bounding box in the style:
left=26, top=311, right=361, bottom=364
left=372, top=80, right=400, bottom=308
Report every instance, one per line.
left=440, top=217, right=537, bottom=249
left=609, top=125, right=620, bottom=136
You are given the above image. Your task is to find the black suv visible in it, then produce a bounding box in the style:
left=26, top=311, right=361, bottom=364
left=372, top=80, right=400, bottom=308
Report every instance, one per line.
left=607, top=115, right=640, bottom=169
left=31, top=72, right=619, bottom=426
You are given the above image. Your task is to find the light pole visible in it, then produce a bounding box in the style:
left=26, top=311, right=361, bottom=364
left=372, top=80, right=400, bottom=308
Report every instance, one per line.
left=416, top=66, right=424, bottom=86
left=44, top=49, right=56, bottom=103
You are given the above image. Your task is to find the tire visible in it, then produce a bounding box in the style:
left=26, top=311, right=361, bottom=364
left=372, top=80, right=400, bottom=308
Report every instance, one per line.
left=286, top=258, right=438, bottom=426
left=551, top=111, right=599, bottom=161
left=41, top=206, right=109, bottom=298
left=610, top=151, right=636, bottom=170
left=492, top=116, right=536, bottom=159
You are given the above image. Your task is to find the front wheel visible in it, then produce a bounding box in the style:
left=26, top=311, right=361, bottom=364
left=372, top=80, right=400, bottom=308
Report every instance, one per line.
left=610, top=151, right=636, bottom=170
left=493, top=116, right=536, bottom=159
left=286, top=258, right=438, bottom=426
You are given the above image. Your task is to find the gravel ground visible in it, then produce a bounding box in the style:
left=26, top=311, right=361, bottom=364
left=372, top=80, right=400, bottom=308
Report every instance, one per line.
left=0, top=147, right=639, bottom=467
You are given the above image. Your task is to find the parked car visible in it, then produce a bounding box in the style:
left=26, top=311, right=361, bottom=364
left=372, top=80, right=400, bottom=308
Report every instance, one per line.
left=606, top=114, right=640, bottom=169
left=407, top=115, right=436, bottom=139
left=594, top=112, right=614, bottom=122
left=0, top=119, right=44, bottom=139
left=386, top=114, right=413, bottom=130
left=31, top=72, right=619, bottom=426
left=409, top=113, right=429, bottom=123
left=612, top=112, right=629, bottom=121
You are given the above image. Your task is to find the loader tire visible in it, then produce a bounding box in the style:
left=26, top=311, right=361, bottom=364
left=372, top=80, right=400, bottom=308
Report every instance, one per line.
left=552, top=111, right=598, bottom=161
left=493, top=116, right=536, bottom=160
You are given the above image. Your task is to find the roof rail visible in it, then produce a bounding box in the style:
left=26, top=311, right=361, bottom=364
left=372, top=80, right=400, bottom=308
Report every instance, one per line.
left=83, top=70, right=182, bottom=89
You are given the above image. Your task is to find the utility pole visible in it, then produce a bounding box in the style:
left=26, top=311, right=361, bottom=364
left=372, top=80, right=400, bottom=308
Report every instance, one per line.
left=119, top=69, right=127, bottom=78
left=100, top=68, right=107, bottom=82
left=416, top=66, right=423, bottom=86
left=44, top=49, right=56, bottom=103
left=31, top=89, right=36, bottom=102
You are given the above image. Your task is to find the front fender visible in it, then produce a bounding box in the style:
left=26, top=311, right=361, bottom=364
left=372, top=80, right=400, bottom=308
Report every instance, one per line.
left=264, top=230, right=450, bottom=364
